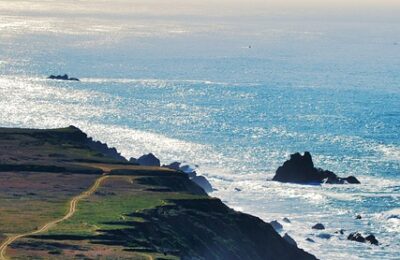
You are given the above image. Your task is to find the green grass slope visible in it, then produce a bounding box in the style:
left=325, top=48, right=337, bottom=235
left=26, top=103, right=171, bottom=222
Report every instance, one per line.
left=0, top=126, right=317, bottom=260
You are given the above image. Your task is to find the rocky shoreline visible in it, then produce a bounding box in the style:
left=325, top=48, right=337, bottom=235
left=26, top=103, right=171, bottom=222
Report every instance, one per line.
left=0, top=126, right=317, bottom=259
left=0, top=125, right=381, bottom=259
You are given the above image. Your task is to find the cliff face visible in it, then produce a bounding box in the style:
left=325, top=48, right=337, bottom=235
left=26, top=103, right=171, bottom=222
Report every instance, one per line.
left=100, top=198, right=316, bottom=260
left=0, top=126, right=316, bottom=259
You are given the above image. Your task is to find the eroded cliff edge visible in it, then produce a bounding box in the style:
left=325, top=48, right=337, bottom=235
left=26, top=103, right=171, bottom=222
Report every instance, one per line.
left=0, top=126, right=316, bottom=260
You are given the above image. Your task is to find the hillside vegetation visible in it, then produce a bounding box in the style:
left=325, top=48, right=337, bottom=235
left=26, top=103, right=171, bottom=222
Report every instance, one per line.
left=0, top=126, right=316, bottom=260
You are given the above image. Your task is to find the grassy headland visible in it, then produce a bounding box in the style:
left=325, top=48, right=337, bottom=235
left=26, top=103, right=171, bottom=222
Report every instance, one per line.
left=0, top=126, right=316, bottom=260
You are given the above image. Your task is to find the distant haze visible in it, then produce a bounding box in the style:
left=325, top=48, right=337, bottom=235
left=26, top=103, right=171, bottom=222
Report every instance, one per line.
left=1, top=0, right=400, bottom=21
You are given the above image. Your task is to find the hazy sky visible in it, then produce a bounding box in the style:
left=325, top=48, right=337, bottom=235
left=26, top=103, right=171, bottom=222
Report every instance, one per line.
left=1, top=0, right=399, bottom=48
left=1, top=0, right=399, bottom=21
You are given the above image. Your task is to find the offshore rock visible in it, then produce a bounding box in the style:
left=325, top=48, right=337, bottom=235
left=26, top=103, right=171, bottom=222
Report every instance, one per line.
left=48, top=74, right=79, bottom=81
left=348, top=232, right=366, bottom=243
left=273, top=152, right=360, bottom=184
left=312, top=223, right=325, bottom=230
left=347, top=232, right=379, bottom=245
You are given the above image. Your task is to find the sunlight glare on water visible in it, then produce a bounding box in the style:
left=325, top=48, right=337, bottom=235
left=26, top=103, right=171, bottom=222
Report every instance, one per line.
left=0, top=1, right=399, bottom=259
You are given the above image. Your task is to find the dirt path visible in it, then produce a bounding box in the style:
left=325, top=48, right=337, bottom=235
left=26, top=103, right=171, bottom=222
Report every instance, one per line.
left=0, top=175, right=109, bottom=260
left=0, top=163, right=162, bottom=259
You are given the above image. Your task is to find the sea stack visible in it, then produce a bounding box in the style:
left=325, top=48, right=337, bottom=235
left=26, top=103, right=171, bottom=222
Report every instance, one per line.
left=272, top=152, right=360, bottom=184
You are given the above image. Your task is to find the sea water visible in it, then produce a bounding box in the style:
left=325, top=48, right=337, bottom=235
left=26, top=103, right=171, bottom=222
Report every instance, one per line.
left=0, top=1, right=399, bottom=259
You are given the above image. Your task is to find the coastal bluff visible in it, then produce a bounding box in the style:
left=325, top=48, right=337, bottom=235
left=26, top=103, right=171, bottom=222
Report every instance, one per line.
left=0, top=126, right=316, bottom=260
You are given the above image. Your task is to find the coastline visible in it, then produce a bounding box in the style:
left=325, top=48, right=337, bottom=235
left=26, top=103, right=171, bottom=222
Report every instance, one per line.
left=0, top=126, right=317, bottom=259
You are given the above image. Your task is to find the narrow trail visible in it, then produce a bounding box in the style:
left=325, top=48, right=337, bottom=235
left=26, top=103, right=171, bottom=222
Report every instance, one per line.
left=0, top=174, right=109, bottom=260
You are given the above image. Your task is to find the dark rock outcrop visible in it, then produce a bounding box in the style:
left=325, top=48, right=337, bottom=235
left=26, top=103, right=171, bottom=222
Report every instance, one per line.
left=191, top=175, right=213, bottom=193
left=129, top=157, right=138, bottom=164
left=312, top=223, right=325, bottom=230
left=86, top=137, right=125, bottom=161
left=345, top=176, right=361, bottom=184
left=316, top=233, right=332, bottom=239
left=283, top=233, right=297, bottom=247
left=306, top=238, right=315, bottom=243
left=164, top=162, right=197, bottom=177
left=348, top=232, right=365, bottom=243
left=273, top=152, right=360, bottom=184
left=270, top=220, right=283, bottom=231
left=348, top=232, right=378, bottom=245
left=282, top=217, right=291, bottom=223
left=163, top=161, right=181, bottom=171
left=137, top=153, right=160, bottom=166
left=365, top=234, right=379, bottom=245
left=163, top=162, right=213, bottom=193
left=48, top=74, right=79, bottom=81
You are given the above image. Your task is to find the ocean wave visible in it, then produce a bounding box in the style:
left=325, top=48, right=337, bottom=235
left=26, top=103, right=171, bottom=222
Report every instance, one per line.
left=373, top=208, right=400, bottom=233
left=1, top=74, right=399, bottom=260
left=79, top=77, right=260, bottom=87
left=375, top=144, right=400, bottom=161
left=266, top=125, right=400, bottom=165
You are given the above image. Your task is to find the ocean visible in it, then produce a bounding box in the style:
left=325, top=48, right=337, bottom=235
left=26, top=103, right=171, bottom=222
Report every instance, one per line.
left=0, top=1, right=399, bottom=259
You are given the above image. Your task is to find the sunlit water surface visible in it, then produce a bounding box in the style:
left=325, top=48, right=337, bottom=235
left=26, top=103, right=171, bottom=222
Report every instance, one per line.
left=0, top=2, right=399, bottom=259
